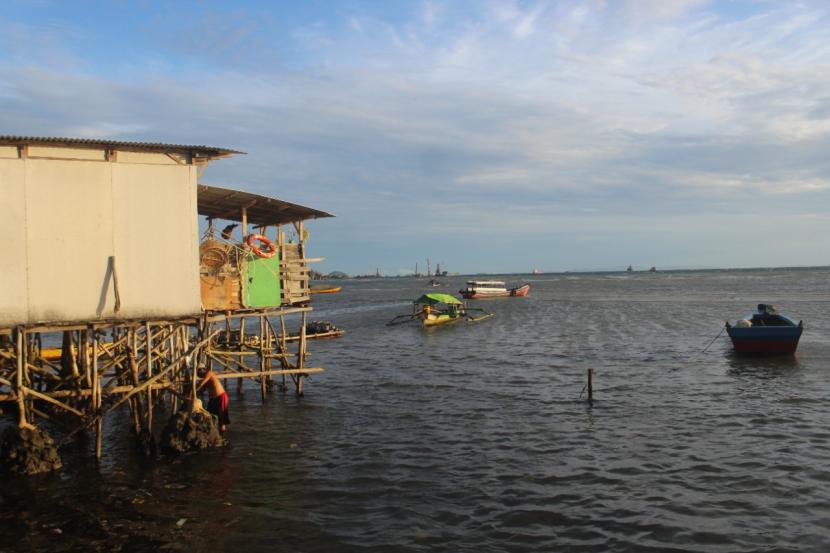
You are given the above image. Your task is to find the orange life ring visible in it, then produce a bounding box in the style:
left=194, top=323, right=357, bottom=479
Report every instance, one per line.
left=246, top=234, right=276, bottom=258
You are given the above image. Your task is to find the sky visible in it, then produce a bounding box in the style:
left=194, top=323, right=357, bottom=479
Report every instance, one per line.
left=2, top=0, right=829, bottom=275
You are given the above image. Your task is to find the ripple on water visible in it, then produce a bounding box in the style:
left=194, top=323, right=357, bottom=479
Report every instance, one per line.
left=5, top=270, right=830, bottom=552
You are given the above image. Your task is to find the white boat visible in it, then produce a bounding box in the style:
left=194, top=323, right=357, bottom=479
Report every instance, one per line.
left=459, top=280, right=530, bottom=299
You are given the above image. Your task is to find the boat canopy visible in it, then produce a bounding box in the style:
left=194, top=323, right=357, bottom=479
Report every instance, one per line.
left=466, top=281, right=505, bottom=286
left=415, top=293, right=463, bottom=305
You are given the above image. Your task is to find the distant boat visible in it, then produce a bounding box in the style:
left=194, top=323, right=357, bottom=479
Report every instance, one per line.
left=310, top=285, right=342, bottom=294
left=649, top=266, right=656, bottom=272
left=626, top=265, right=633, bottom=272
left=459, top=281, right=530, bottom=299
left=429, top=278, right=441, bottom=287
left=725, top=304, right=803, bottom=354
left=532, top=268, right=543, bottom=275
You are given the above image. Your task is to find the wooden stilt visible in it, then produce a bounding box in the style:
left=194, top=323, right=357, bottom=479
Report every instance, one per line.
left=93, top=333, right=102, bottom=460
left=237, top=317, right=245, bottom=395
left=259, top=315, right=267, bottom=402
left=279, top=314, right=288, bottom=392
left=145, top=321, right=153, bottom=433
left=297, top=312, right=307, bottom=397
left=128, top=330, right=142, bottom=434
left=16, top=328, right=28, bottom=427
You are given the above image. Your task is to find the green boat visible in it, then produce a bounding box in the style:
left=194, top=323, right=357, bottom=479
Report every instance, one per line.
left=387, top=293, right=494, bottom=327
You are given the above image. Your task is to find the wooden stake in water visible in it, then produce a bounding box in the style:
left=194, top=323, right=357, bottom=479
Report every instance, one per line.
left=587, top=368, right=594, bottom=403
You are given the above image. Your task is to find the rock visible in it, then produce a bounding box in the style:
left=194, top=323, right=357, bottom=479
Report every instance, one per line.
left=158, top=409, right=227, bottom=455
left=0, top=426, right=62, bottom=475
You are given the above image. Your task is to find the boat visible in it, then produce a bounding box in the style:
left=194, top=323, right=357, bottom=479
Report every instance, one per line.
left=532, top=268, right=543, bottom=275
left=387, top=293, right=494, bottom=327
left=725, top=304, right=803, bottom=355
left=429, top=278, right=441, bottom=287
left=459, top=281, right=530, bottom=299
left=626, top=265, right=633, bottom=272
left=310, top=285, right=342, bottom=294
left=286, top=320, right=345, bottom=341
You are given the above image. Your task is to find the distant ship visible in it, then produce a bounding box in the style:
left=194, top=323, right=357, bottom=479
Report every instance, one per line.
left=649, top=266, right=656, bottom=272
left=532, top=268, right=543, bottom=275
left=626, top=265, right=633, bottom=272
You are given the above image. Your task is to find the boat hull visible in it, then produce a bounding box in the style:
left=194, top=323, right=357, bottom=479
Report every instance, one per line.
left=310, top=286, right=342, bottom=294
left=460, top=284, right=530, bottom=299
left=286, top=330, right=345, bottom=341
left=726, top=326, right=802, bottom=354
left=421, top=313, right=461, bottom=327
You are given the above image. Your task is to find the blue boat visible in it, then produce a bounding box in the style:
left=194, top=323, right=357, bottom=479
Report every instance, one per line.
left=725, top=304, right=803, bottom=355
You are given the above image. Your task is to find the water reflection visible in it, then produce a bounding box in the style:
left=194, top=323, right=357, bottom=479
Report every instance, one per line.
left=725, top=351, right=801, bottom=378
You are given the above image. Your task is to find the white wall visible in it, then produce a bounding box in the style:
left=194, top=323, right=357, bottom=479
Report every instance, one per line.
left=0, top=148, right=202, bottom=327
left=0, top=159, right=29, bottom=327
left=111, top=163, right=201, bottom=320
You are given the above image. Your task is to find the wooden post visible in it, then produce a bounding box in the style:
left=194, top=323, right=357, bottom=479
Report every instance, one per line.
left=145, top=321, right=153, bottom=432
left=15, top=328, right=28, bottom=427
left=587, top=368, right=594, bottom=403
left=259, top=315, right=267, bottom=402
left=237, top=317, right=245, bottom=395
left=241, top=207, right=248, bottom=238
left=93, top=333, right=102, bottom=460
left=297, top=311, right=307, bottom=397
left=128, top=330, right=142, bottom=434
left=80, top=330, right=91, bottom=388
left=169, top=324, right=178, bottom=413
left=279, top=314, right=288, bottom=391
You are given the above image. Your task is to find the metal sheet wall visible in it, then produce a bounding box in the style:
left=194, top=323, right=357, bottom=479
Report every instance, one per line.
left=0, top=151, right=202, bottom=327
left=0, top=159, right=28, bottom=327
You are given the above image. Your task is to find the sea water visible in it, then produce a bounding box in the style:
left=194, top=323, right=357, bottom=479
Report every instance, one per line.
left=2, top=268, right=830, bottom=552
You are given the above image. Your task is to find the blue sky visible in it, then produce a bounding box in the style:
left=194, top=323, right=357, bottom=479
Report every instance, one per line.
left=2, top=1, right=829, bottom=275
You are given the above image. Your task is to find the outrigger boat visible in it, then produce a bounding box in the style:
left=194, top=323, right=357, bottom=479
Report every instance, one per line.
left=725, top=304, right=803, bottom=355
left=387, top=293, right=494, bottom=327
left=459, top=280, right=530, bottom=299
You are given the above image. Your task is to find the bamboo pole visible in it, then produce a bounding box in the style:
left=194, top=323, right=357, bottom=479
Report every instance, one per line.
left=62, top=330, right=220, bottom=442
left=169, top=324, right=177, bottom=413
left=19, top=386, right=85, bottom=418
left=237, top=317, right=245, bottom=395
left=93, top=335, right=102, bottom=459
left=145, top=321, right=153, bottom=432
left=214, top=368, right=324, bottom=379
left=16, top=328, right=28, bottom=427
left=279, top=314, right=288, bottom=390
left=297, top=311, right=307, bottom=397
left=259, top=315, right=267, bottom=401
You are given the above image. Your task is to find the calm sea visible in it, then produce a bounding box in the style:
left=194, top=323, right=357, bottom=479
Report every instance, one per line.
left=3, top=268, right=830, bottom=552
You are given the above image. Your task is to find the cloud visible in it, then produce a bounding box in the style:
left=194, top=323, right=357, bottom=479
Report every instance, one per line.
left=1, top=1, right=829, bottom=272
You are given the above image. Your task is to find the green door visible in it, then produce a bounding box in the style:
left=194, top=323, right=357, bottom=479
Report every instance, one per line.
left=242, top=253, right=281, bottom=308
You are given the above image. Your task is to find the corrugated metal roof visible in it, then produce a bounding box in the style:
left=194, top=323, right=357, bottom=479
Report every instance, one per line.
left=0, top=135, right=243, bottom=158
left=197, top=184, right=334, bottom=226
